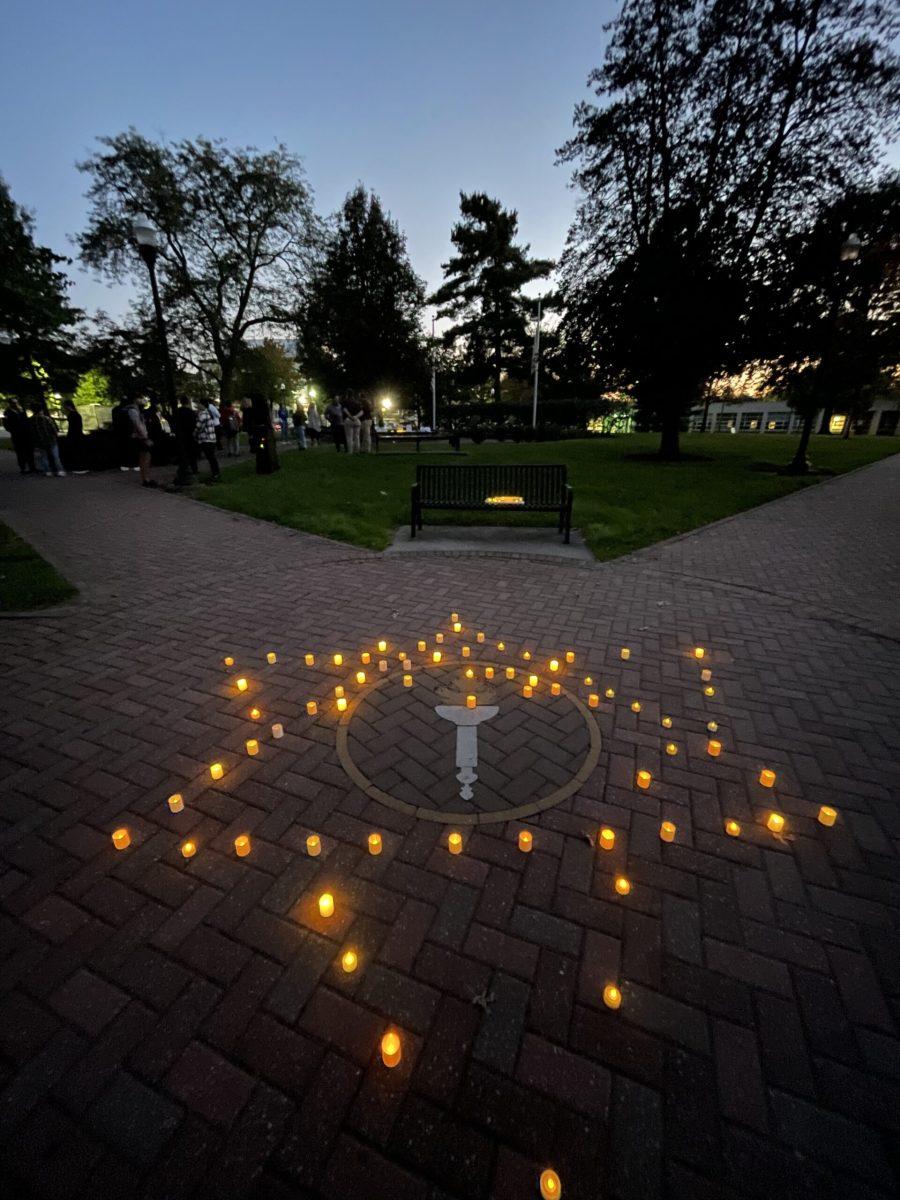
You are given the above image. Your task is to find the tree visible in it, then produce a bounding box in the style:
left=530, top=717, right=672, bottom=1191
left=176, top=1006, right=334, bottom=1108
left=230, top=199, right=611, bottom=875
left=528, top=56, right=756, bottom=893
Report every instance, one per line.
left=558, top=0, right=900, bottom=458
left=755, top=176, right=900, bottom=467
left=78, top=132, right=317, bottom=404
left=297, top=186, right=427, bottom=405
left=72, top=367, right=110, bottom=410
left=431, top=193, right=552, bottom=404
left=0, top=177, right=80, bottom=402
left=232, top=340, right=299, bottom=405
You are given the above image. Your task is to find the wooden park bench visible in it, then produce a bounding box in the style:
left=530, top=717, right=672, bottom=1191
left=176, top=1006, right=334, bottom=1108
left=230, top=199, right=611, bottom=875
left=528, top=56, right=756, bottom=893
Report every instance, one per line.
left=410, top=463, right=573, bottom=542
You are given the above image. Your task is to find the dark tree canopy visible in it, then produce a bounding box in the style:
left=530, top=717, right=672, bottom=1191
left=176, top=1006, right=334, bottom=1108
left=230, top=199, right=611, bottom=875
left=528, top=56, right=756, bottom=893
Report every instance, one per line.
left=558, top=0, right=900, bottom=457
left=232, top=340, right=299, bottom=405
left=78, top=132, right=317, bottom=402
left=296, top=186, right=427, bottom=404
left=0, top=177, right=80, bottom=403
left=431, top=193, right=552, bottom=404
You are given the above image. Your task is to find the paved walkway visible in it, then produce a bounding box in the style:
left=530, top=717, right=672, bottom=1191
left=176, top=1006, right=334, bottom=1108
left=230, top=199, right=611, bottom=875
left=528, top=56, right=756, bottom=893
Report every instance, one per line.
left=0, top=456, right=898, bottom=1200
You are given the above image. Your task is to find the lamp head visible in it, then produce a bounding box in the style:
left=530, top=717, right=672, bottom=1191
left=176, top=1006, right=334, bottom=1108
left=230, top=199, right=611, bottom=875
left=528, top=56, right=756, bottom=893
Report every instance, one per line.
left=839, top=232, right=861, bottom=262
left=131, top=214, right=159, bottom=250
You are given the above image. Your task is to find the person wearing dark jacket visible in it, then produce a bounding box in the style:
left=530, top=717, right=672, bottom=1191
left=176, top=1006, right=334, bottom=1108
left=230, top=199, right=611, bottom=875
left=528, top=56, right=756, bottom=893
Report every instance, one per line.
left=62, top=400, right=87, bottom=473
left=2, top=401, right=36, bottom=474
left=175, top=396, right=198, bottom=474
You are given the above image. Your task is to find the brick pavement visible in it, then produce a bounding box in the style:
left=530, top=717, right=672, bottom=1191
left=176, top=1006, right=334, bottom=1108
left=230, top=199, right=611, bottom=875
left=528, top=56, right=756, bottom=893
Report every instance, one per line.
left=0, top=455, right=898, bottom=1200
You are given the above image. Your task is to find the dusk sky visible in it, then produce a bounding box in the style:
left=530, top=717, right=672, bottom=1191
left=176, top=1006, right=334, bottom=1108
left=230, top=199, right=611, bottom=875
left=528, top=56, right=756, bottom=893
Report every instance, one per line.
left=0, top=0, right=618, bottom=320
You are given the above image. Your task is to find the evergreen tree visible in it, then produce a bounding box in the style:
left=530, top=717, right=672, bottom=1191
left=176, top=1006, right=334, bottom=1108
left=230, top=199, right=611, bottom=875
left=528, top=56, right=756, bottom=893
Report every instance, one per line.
left=431, top=193, right=552, bottom=405
left=0, top=177, right=80, bottom=402
left=297, top=186, right=427, bottom=403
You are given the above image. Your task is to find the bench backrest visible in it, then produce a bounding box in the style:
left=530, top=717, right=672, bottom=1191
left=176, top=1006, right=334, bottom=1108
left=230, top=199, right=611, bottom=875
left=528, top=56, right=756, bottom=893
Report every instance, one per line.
left=416, top=463, right=567, bottom=508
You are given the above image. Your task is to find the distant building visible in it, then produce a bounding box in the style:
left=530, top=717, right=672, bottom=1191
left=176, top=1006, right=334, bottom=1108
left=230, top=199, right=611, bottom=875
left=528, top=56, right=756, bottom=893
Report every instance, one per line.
left=689, top=396, right=898, bottom=437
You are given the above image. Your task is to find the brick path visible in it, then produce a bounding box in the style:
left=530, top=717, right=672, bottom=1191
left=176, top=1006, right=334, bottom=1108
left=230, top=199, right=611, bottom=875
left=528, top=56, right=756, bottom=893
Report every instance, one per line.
left=0, top=455, right=898, bottom=1200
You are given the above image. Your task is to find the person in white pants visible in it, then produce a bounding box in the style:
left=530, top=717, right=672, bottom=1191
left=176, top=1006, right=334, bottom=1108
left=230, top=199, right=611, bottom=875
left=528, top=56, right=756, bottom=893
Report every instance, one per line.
left=344, top=397, right=362, bottom=453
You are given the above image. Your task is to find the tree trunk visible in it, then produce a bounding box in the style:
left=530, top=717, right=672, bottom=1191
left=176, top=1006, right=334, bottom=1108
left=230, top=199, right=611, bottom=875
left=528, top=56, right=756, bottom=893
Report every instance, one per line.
left=492, top=332, right=502, bottom=405
left=818, top=407, right=833, bottom=434
left=841, top=415, right=852, bottom=439
left=658, top=407, right=681, bottom=460
left=786, top=410, right=814, bottom=474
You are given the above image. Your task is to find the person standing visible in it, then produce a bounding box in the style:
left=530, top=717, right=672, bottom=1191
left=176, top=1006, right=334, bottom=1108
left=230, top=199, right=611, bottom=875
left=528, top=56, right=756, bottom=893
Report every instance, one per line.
left=343, top=395, right=361, bottom=454
left=291, top=403, right=307, bottom=450
left=29, top=405, right=66, bottom=476
left=62, top=400, right=88, bottom=473
left=277, top=401, right=290, bottom=442
left=3, top=401, right=36, bottom=474
left=240, top=397, right=256, bottom=453
left=175, top=396, right=198, bottom=474
left=111, top=398, right=134, bottom=471
left=195, top=398, right=221, bottom=481
left=206, top=398, right=221, bottom=450
left=325, top=398, right=348, bottom=452
left=359, top=397, right=374, bottom=453
left=220, top=400, right=240, bottom=456
left=306, top=399, right=322, bottom=446
left=122, top=397, right=155, bottom=487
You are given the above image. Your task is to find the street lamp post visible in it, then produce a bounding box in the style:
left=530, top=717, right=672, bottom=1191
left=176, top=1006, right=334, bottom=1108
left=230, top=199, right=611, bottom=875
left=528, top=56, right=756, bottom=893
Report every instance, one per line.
left=786, top=232, right=861, bottom=476
left=131, top=215, right=189, bottom=485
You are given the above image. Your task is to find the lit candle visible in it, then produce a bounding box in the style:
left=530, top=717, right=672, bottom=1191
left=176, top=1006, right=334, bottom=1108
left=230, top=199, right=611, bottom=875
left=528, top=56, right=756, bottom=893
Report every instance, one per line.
left=210, top=762, right=224, bottom=781
left=453, top=621, right=462, bottom=633
left=704, top=686, right=715, bottom=697
left=168, top=793, right=184, bottom=814
left=306, top=700, right=318, bottom=716
left=361, top=652, right=371, bottom=665
left=448, top=832, right=462, bottom=855
left=584, top=676, right=593, bottom=686
left=402, top=658, right=411, bottom=670
left=551, top=682, right=561, bottom=696
left=660, top=820, right=676, bottom=843
left=250, top=706, right=262, bottom=720
left=666, top=742, right=678, bottom=756
left=246, top=739, right=259, bottom=756
left=539, top=1169, right=562, bottom=1199
left=497, top=641, right=505, bottom=651
left=588, top=694, right=599, bottom=708
left=707, top=721, right=718, bottom=733
left=767, top=812, right=785, bottom=834
left=417, top=640, right=426, bottom=652
left=432, top=650, right=442, bottom=664
left=694, top=647, right=705, bottom=659
left=818, top=805, right=837, bottom=827
left=318, top=892, right=334, bottom=917
left=333, top=653, right=343, bottom=666
left=523, top=685, right=533, bottom=698
left=631, top=701, right=641, bottom=713
left=620, top=647, right=630, bottom=660
left=272, top=723, right=283, bottom=738
left=615, top=876, right=631, bottom=895
left=661, top=716, right=672, bottom=728
left=335, top=685, right=345, bottom=698
left=341, top=949, right=358, bottom=973
left=605, top=687, right=615, bottom=698
left=466, top=694, right=477, bottom=709
left=603, top=984, right=622, bottom=1010
left=505, top=667, right=515, bottom=680
left=381, top=1030, right=401, bottom=1068
left=599, top=827, right=615, bottom=851
left=701, top=668, right=712, bottom=682
left=377, top=640, right=387, bottom=653
left=368, top=832, right=382, bottom=855
left=636, top=769, right=651, bottom=789
left=356, top=671, right=366, bottom=684
left=266, top=651, right=277, bottom=664
left=759, top=769, right=776, bottom=788
left=337, top=697, right=348, bottom=713
left=181, top=840, right=197, bottom=859
left=451, top=612, right=459, bottom=622
left=485, top=666, right=494, bottom=679
left=305, top=653, right=315, bottom=666
left=566, top=651, right=575, bottom=664
left=476, top=632, right=485, bottom=643
left=518, top=830, right=533, bottom=852
left=525, top=674, right=536, bottom=688
left=112, top=828, right=130, bottom=851
left=223, top=656, right=234, bottom=667
left=549, top=659, right=559, bottom=673
left=403, top=674, right=413, bottom=688
left=307, top=834, right=321, bottom=856
left=707, top=739, right=721, bottom=757
left=436, top=633, right=444, bottom=644
left=725, top=819, right=741, bottom=837
left=234, top=835, right=250, bottom=857
left=379, top=659, right=388, bottom=672
left=236, top=677, right=248, bottom=692
left=461, top=645, right=471, bottom=658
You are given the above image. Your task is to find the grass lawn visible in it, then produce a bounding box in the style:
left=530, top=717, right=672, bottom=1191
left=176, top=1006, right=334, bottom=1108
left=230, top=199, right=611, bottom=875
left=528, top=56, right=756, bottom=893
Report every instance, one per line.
left=197, top=433, right=900, bottom=561
left=0, top=521, right=76, bottom=611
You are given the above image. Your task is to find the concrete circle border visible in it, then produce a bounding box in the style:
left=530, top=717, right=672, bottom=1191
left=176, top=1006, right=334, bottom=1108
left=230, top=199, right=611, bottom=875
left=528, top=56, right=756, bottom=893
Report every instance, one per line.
left=334, top=659, right=602, bottom=825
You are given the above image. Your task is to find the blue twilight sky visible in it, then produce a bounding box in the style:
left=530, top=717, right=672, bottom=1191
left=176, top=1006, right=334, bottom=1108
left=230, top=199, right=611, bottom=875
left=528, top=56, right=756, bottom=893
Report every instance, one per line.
left=0, top=0, right=618, bottom=320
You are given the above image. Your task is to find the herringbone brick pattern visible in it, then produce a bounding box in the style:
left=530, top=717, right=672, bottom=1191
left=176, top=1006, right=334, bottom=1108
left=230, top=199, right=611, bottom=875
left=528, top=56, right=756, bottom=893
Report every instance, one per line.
left=0, top=457, right=898, bottom=1200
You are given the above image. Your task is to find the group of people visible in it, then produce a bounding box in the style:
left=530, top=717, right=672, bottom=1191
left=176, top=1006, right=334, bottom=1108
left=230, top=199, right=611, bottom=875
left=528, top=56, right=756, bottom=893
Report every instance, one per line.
left=323, top=395, right=376, bottom=453
left=2, top=398, right=87, bottom=477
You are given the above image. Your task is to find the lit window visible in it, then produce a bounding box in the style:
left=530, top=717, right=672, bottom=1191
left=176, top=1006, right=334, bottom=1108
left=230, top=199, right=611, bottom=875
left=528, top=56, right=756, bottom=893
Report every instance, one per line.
left=829, top=415, right=847, bottom=434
